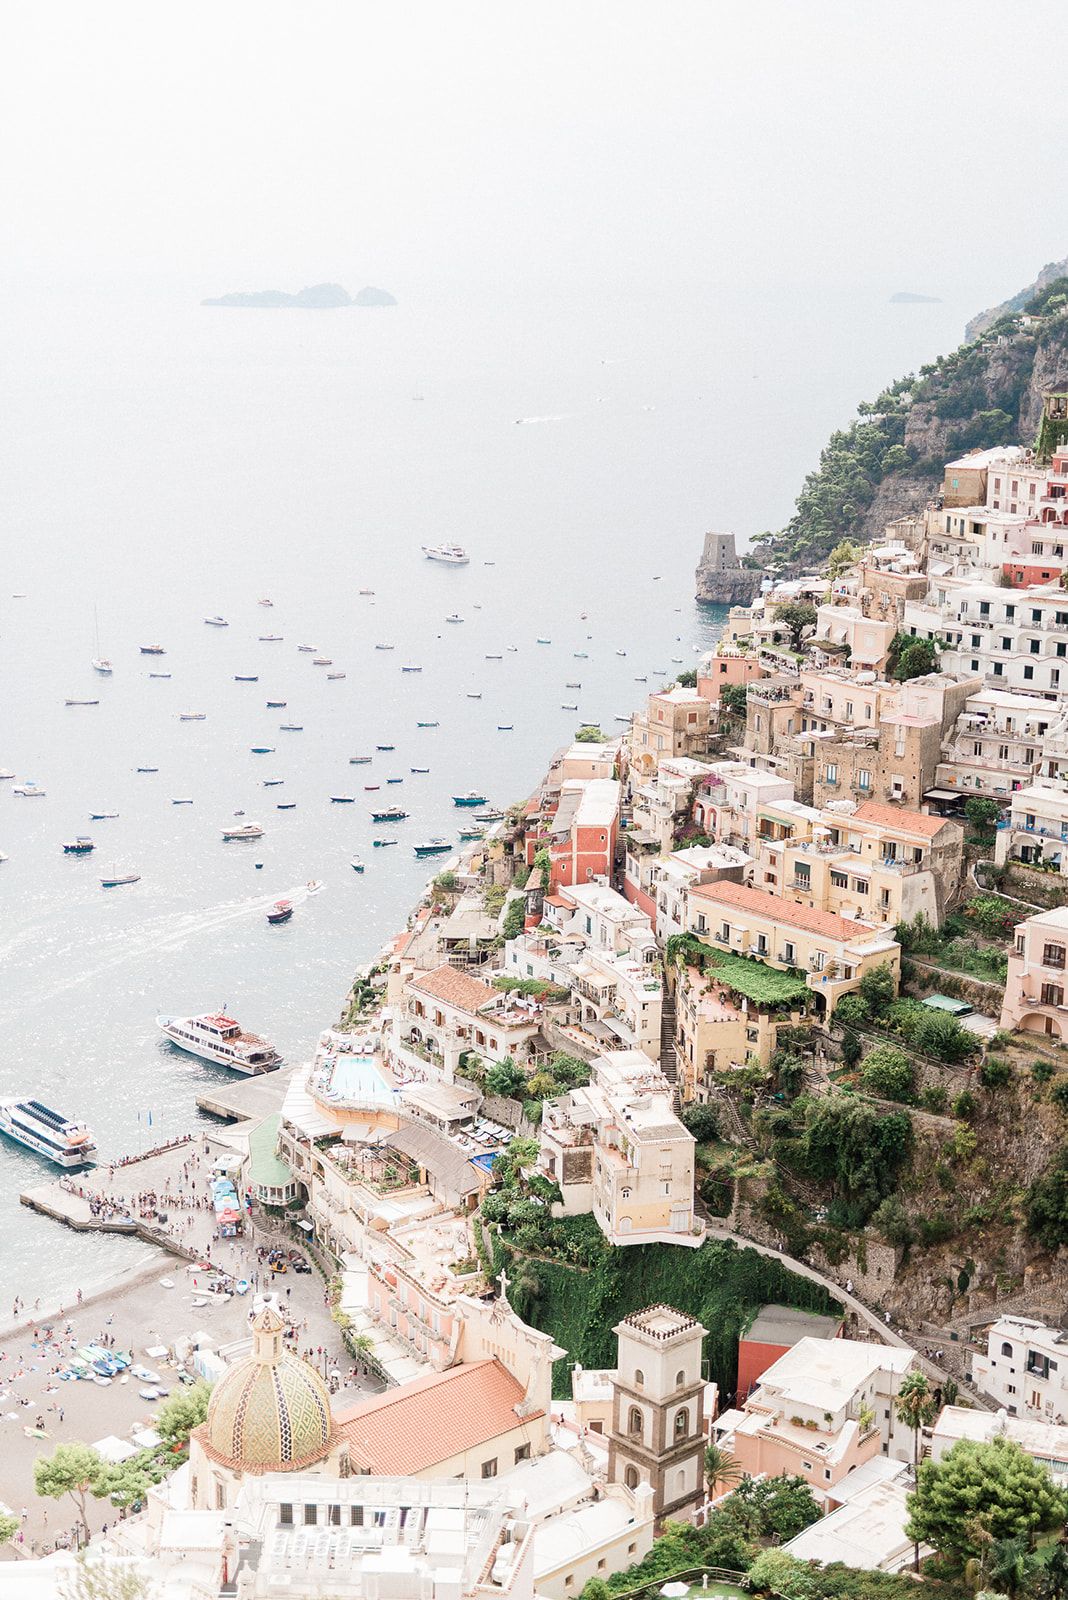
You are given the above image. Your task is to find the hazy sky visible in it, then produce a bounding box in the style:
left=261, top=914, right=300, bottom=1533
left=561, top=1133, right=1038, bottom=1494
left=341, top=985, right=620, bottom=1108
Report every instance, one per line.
left=4, top=1, right=1066, bottom=302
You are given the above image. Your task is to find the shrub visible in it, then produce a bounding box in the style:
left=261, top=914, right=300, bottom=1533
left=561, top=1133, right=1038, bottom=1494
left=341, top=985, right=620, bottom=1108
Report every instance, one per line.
left=1027, top=1144, right=1068, bottom=1249
left=681, top=1103, right=720, bottom=1143
left=501, top=898, right=526, bottom=940
left=1033, top=1058, right=1055, bottom=1084
left=920, top=1085, right=948, bottom=1114
left=952, top=1089, right=977, bottom=1120
left=840, top=1029, right=862, bottom=1068
left=979, top=1056, right=1011, bottom=1089
left=1051, top=1080, right=1068, bottom=1112
left=871, top=1194, right=914, bottom=1246
left=858, top=963, right=897, bottom=1018
left=859, top=1044, right=914, bottom=1102
left=834, top=994, right=870, bottom=1029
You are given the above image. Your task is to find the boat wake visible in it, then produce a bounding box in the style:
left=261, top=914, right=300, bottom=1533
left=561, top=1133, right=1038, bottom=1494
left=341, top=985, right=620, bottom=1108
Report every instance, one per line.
left=513, top=413, right=575, bottom=425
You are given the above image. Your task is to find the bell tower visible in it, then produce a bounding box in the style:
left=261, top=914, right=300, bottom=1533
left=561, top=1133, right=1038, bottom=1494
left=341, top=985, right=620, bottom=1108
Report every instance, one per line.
left=607, top=1304, right=708, bottom=1524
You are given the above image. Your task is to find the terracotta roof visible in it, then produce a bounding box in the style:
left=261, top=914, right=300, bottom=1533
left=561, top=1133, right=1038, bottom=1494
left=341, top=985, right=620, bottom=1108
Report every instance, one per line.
left=408, top=963, right=496, bottom=1013
left=690, top=879, right=881, bottom=944
left=852, top=801, right=949, bottom=839
left=336, top=1359, right=539, bottom=1474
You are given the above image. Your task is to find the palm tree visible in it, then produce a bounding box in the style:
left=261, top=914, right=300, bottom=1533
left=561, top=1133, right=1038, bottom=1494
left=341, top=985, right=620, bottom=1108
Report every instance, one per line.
left=703, top=1441, right=743, bottom=1498
left=895, top=1371, right=937, bottom=1571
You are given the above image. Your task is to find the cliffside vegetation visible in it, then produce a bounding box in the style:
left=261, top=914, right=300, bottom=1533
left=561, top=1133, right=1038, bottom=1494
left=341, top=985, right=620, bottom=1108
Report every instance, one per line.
left=750, top=273, right=1068, bottom=574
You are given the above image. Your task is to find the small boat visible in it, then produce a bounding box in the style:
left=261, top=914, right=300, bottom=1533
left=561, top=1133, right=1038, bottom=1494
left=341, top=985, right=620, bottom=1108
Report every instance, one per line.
left=671, top=656, right=683, bottom=664
left=222, top=822, right=264, bottom=841
left=251, top=746, right=274, bottom=754
left=90, top=811, right=118, bottom=820
left=453, top=792, right=486, bottom=807
left=416, top=721, right=438, bottom=728
left=91, top=658, right=113, bottom=675
left=279, top=723, right=303, bottom=732
left=446, top=613, right=463, bottom=624
left=277, top=802, right=296, bottom=809
left=565, top=681, right=581, bottom=688
left=365, top=785, right=380, bottom=791
left=485, top=654, right=503, bottom=660
left=179, top=712, right=206, bottom=721
left=306, top=880, right=323, bottom=894
left=349, top=756, right=372, bottom=764
left=267, top=700, right=287, bottom=708
left=171, top=798, right=193, bottom=806
left=140, top=644, right=166, bottom=655
left=358, top=588, right=374, bottom=595
left=475, top=809, right=504, bottom=822
left=422, top=543, right=469, bottom=565
left=65, top=698, right=99, bottom=707
left=0, top=770, right=14, bottom=780
left=458, top=825, right=486, bottom=841
left=466, top=692, right=482, bottom=700
left=101, top=873, right=140, bottom=888
left=614, top=714, right=630, bottom=723
left=204, top=616, right=228, bottom=627
left=267, top=900, right=293, bottom=925
left=148, top=672, right=171, bottom=679
left=616, top=649, right=626, bottom=657
left=634, top=676, right=647, bottom=683
left=330, top=795, right=356, bottom=804
left=327, top=672, right=345, bottom=680
left=497, top=724, right=513, bottom=731
left=386, top=776, right=404, bottom=784
left=263, top=779, right=284, bottom=787
left=234, top=675, right=259, bottom=683
left=375, top=643, right=395, bottom=651
left=258, top=598, right=273, bottom=607
left=312, top=657, right=332, bottom=666
left=350, top=857, right=365, bottom=872
left=376, top=743, right=395, bottom=751
left=258, top=635, right=283, bottom=642
left=373, top=838, right=398, bottom=848
left=401, top=665, right=422, bottom=673
left=536, top=637, right=551, bottom=644
left=410, top=766, right=430, bottom=774
left=13, top=782, right=46, bottom=796
left=297, top=645, right=317, bottom=653
left=414, top=838, right=451, bottom=856
left=371, top=805, right=408, bottom=822
left=63, top=837, right=95, bottom=854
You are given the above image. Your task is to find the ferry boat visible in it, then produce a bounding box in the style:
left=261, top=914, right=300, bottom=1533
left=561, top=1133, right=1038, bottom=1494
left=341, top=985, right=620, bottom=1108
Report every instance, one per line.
left=140, top=644, right=166, bottom=655
left=422, top=543, right=470, bottom=565
left=414, top=838, right=451, bottom=856
left=157, top=1012, right=281, bottom=1074
left=63, top=837, right=95, bottom=854
left=267, top=900, right=293, bottom=925
left=371, top=805, right=408, bottom=822
left=0, top=1100, right=95, bottom=1168
left=452, top=792, right=486, bottom=807
left=222, top=822, right=264, bottom=841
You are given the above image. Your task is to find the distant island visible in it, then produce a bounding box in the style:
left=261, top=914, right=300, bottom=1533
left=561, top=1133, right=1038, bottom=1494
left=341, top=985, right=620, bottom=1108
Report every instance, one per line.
left=889, top=291, right=942, bottom=304
left=202, top=282, right=397, bottom=309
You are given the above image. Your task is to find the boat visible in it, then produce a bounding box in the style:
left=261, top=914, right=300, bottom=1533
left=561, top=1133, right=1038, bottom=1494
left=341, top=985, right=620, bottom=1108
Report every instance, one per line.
left=205, top=616, right=228, bottom=627
left=350, top=857, right=365, bottom=873
left=89, top=811, right=118, bottom=820
left=267, top=900, right=293, bottom=925
left=157, top=1012, right=281, bottom=1074
left=330, top=795, right=355, bottom=804
left=62, top=837, right=95, bottom=854
left=267, top=700, right=287, bottom=708
left=416, top=721, right=438, bottom=728
left=364, top=785, right=380, bottom=791
left=475, top=809, right=504, bottom=822
left=148, top=672, right=171, bottom=679
left=375, top=643, right=395, bottom=651
left=13, top=781, right=45, bottom=797
left=277, top=802, right=296, bottom=810
left=65, top=698, right=99, bottom=707
left=671, top=656, right=684, bottom=664
left=414, top=838, right=451, bottom=856
left=140, top=644, right=166, bottom=655
left=0, top=770, right=14, bottom=780
left=312, top=657, right=332, bottom=666
left=234, top=675, right=258, bottom=683
left=458, top=824, right=486, bottom=841
left=565, top=681, right=581, bottom=688
left=101, top=873, right=140, bottom=887
left=349, top=756, right=372, bottom=765
left=263, top=779, right=284, bottom=787
left=306, top=880, right=323, bottom=894
left=376, top=743, right=395, bottom=751
left=258, top=634, right=283, bottom=642
left=497, top=724, right=513, bottom=731
left=327, top=672, right=345, bottom=680
left=279, top=723, right=303, bottom=732
left=172, top=798, right=193, bottom=805
left=386, top=776, right=404, bottom=784
left=0, top=851, right=8, bottom=862
left=485, top=654, right=502, bottom=661
left=258, top=598, right=273, bottom=607
left=371, top=805, right=408, bottom=822
left=561, top=703, right=578, bottom=710
left=221, top=822, right=264, bottom=841
left=574, top=651, right=588, bottom=659
left=297, top=645, right=317, bottom=653
left=410, top=766, right=430, bottom=774
left=446, top=614, right=463, bottom=624
left=615, top=649, right=626, bottom=657
left=614, top=714, right=631, bottom=723
left=179, top=713, right=206, bottom=721
left=136, top=765, right=158, bottom=773
left=358, top=588, right=374, bottom=595
left=422, top=543, right=469, bottom=565
left=466, top=692, right=482, bottom=700
left=251, top=746, right=274, bottom=754
left=401, top=665, right=422, bottom=673
left=536, top=637, right=551, bottom=644
left=634, top=676, right=647, bottom=683
left=372, top=838, right=397, bottom=848
left=453, top=792, right=486, bottom=807
left=0, top=1101, right=95, bottom=1168
left=91, top=659, right=112, bottom=674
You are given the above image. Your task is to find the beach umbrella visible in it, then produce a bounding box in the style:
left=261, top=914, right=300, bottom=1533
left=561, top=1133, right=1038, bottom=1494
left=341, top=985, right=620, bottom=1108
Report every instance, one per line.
left=661, top=1585, right=690, bottom=1597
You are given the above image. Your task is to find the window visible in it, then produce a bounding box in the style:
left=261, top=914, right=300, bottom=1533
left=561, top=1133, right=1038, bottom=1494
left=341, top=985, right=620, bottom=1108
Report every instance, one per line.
left=351, top=1505, right=364, bottom=1526
left=304, top=1505, right=318, bottom=1526
left=826, top=763, right=838, bottom=784
left=482, top=1458, right=498, bottom=1479
left=329, top=1504, right=342, bottom=1527
left=676, top=1369, right=686, bottom=1387
left=1031, top=638, right=1042, bottom=654
left=625, top=1466, right=640, bottom=1490
left=279, top=1504, right=293, bottom=1527
left=629, top=1406, right=643, bottom=1435
left=812, top=950, right=825, bottom=972
left=857, top=769, right=871, bottom=790
left=1024, top=665, right=1035, bottom=681
left=993, top=663, right=1004, bottom=677
left=783, top=941, right=795, bottom=963
left=720, top=921, right=731, bottom=942
left=1041, top=984, right=1064, bottom=1008
left=514, top=1444, right=531, bottom=1464
left=675, top=1408, right=690, bottom=1437
left=1043, top=944, right=1066, bottom=969
left=855, top=880, right=868, bottom=895
left=830, top=870, right=848, bottom=889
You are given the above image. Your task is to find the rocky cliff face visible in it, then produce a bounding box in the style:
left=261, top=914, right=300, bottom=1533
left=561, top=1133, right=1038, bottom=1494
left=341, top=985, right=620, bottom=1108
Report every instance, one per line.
left=695, top=566, right=763, bottom=606
left=966, top=255, right=1068, bottom=340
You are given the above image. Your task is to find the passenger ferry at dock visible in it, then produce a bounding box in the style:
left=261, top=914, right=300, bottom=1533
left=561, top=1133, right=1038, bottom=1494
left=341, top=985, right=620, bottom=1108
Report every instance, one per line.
left=156, top=1012, right=282, bottom=1074
left=0, top=1100, right=96, bottom=1168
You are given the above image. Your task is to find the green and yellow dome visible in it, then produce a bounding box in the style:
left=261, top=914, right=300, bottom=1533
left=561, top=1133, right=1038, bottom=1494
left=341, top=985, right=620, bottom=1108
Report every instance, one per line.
left=200, top=1300, right=335, bottom=1474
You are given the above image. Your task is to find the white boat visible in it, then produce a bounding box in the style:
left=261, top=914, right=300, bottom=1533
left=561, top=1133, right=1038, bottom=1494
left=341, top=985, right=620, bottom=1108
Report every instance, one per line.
left=422, top=543, right=469, bottom=565
left=13, top=781, right=45, bottom=797
left=446, top=614, right=463, bottom=624
left=221, top=822, right=264, bottom=841
left=0, top=770, right=14, bottom=780
left=0, top=1100, right=95, bottom=1168
left=258, top=598, right=273, bottom=607
left=91, top=658, right=113, bottom=675
left=205, top=616, right=228, bottom=627
left=179, top=713, right=206, bottom=722
left=350, top=857, right=365, bottom=873
left=297, top=644, right=317, bottom=653
left=306, top=880, right=324, bottom=894
left=157, top=1012, right=281, bottom=1074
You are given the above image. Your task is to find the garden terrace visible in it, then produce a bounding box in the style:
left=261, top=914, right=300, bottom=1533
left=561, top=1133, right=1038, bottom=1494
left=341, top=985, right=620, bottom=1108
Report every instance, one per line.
left=666, top=933, right=809, bottom=1010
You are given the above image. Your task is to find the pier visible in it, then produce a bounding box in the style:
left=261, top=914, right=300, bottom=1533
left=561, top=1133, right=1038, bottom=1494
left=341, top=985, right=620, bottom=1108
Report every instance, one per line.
left=194, top=1062, right=298, bottom=1122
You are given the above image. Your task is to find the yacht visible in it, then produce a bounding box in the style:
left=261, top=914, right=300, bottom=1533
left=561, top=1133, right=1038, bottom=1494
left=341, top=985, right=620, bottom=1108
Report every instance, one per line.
left=422, top=543, right=470, bottom=565
left=371, top=805, right=408, bottom=822
left=452, top=792, right=486, bottom=807
left=13, top=781, right=45, bottom=797
left=62, top=837, right=95, bottom=854
left=414, top=838, right=451, bottom=856
left=457, top=824, right=486, bottom=841
left=0, top=1100, right=95, bottom=1168
left=157, top=1012, right=281, bottom=1074
left=474, top=809, right=504, bottom=822
left=221, top=822, right=264, bottom=841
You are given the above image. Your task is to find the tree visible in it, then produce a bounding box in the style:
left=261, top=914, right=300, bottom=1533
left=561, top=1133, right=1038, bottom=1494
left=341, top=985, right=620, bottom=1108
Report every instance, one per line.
left=905, top=1435, right=1068, bottom=1565
left=34, top=1443, right=109, bottom=1541
left=860, top=1044, right=914, bottom=1102
left=723, top=1473, right=821, bottom=1540
left=675, top=669, right=697, bottom=688
left=681, top=1103, right=720, bottom=1143
left=965, top=796, right=1001, bottom=835
left=0, top=1511, right=18, bottom=1546
left=532, top=847, right=551, bottom=889
left=574, top=725, right=606, bottom=743
left=720, top=682, right=749, bottom=718
left=841, top=1028, right=863, bottom=1068
left=896, top=1371, right=937, bottom=1476
left=156, top=1381, right=212, bottom=1450
left=888, top=632, right=939, bottom=681
left=58, top=1552, right=160, bottom=1600
left=871, top=1194, right=914, bottom=1246
left=1027, top=1143, right=1068, bottom=1250
left=858, top=962, right=897, bottom=1018
left=703, top=1441, right=743, bottom=1495
left=834, top=993, right=870, bottom=1030
left=485, top=1056, right=526, bottom=1099
left=827, top=540, right=859, bottom=578
left=774, top=601, right=818, bottom=651
left=501, top=898, right=525, bottom=940
left=579, top=1580, right=611, bottom=1600
left=432, top=870, right=457, bottom=895
left=746, top=1549, right=823, bottom=1599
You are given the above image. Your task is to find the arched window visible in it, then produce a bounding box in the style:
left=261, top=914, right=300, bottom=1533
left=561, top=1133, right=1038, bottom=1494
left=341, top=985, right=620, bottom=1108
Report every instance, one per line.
left=633, top=1369, right=644, bottom=1388
left=629, top=1406, right=643, bottom=1436
left=675, top=1369, right=685, bottom=1388
left=1001, top=1341, right=1013, bottom=1357
left=674, top=1407, right=689, bottom=1438
left=625, top=1466, right=639, bottom=1490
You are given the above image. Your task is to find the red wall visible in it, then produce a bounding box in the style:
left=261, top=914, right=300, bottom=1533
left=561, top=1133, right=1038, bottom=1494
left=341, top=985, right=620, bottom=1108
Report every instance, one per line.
left=737, top=1338, right=791, bottom=1401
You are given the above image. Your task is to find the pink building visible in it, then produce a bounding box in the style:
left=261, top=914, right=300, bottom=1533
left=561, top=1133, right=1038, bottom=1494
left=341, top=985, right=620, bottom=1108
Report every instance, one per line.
left=547, top=779, right=621, bottom=890
left=1001, top=906, right=1068, bottom=1041
left=697, top=650, right=764, bottom=703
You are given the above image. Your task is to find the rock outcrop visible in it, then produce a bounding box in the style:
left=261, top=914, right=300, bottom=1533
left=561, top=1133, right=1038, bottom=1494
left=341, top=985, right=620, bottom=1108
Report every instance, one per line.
left=694, top=530, right=763, bottom=607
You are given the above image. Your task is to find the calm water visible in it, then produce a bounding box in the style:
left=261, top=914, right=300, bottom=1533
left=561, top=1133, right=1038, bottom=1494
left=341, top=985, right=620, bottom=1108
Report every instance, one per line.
left=0, top=277, right=967, bottom=1300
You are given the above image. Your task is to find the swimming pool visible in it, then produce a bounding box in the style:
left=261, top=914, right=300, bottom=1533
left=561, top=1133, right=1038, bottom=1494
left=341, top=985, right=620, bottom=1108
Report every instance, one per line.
left=326, top=1054, right=397, bottom=1106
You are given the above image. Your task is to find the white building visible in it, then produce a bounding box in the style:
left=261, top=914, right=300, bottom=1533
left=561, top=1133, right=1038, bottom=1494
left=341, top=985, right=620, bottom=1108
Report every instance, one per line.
left=927, top=1405, right=1068, bottom=1484
left=971, top=1317, right=1068, bottom=1421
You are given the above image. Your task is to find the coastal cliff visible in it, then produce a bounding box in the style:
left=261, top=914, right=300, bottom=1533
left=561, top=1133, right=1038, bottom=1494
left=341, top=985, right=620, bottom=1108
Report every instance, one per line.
left=746, top=264, right=1068, bottom=576
left=694, top=529, right=763, bottom=607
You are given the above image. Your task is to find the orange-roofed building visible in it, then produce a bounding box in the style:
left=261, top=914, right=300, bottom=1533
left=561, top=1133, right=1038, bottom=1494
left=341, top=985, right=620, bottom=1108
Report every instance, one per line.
left=387, top=961, right=548, bottom=1083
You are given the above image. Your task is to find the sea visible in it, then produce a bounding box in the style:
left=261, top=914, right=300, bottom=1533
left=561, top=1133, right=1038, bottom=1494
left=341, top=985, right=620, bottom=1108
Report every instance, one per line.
left=0, top=275, right=970, bottom=1303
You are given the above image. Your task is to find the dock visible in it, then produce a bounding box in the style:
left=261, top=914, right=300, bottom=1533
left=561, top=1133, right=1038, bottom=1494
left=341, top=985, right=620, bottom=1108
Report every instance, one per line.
left=195, top=1062, right=298, bottom=1122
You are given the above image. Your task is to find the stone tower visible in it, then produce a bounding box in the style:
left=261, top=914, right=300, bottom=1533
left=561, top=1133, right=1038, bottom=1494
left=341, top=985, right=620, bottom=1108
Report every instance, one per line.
left=700, top=530, right=739, bottom=572
left=607, top=1304, right=708, bottom=1523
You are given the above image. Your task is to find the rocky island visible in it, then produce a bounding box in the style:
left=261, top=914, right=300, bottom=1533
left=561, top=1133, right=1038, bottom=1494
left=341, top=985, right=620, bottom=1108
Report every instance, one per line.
left=694, top=529, right=763, bottom=606
left=202, top=281, right=397, bottom=308
left=889, top=290, right=942, bottom=303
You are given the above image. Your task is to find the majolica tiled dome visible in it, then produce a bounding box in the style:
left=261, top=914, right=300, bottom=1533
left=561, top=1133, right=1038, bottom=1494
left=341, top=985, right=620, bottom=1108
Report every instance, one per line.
left=201, top=1300, right=335, bottom=1474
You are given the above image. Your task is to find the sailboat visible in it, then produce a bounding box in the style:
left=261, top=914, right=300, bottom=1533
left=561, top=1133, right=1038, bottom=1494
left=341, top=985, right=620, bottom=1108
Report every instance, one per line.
left=91, top=607, right=113, bottom=675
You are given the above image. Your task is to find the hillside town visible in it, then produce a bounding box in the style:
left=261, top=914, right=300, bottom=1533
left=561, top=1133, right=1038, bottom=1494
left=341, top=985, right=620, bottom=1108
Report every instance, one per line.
left=15, top=396, right=1068, bottom=1599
